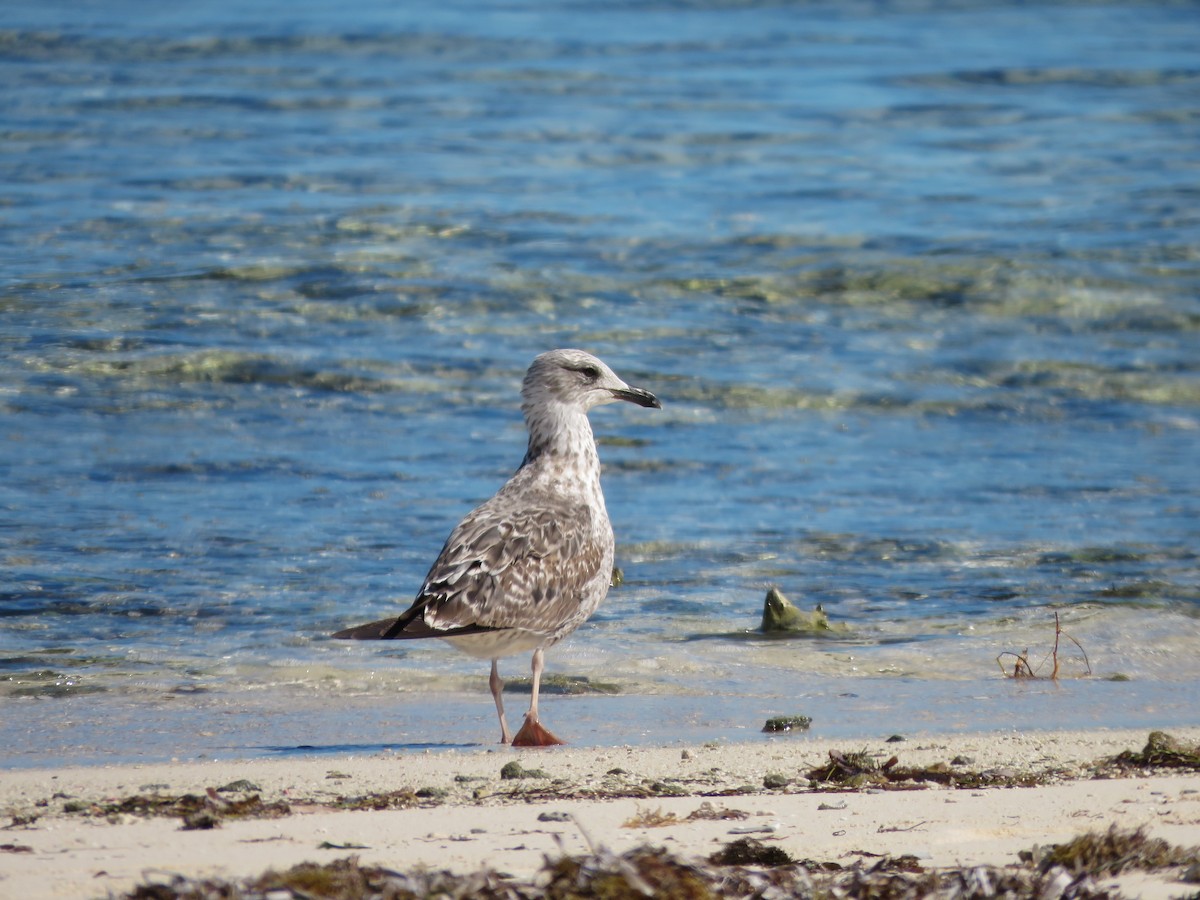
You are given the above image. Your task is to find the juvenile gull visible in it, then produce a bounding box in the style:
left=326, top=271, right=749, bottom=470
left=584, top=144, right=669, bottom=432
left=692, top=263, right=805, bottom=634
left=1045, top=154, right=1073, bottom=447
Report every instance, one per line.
left=333, top=349, right=661, bottom=747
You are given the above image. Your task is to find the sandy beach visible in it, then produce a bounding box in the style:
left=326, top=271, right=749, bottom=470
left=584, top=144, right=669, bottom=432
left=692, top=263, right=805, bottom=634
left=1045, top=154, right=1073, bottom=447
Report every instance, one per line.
left=2, top=727, right=1199, bottom=898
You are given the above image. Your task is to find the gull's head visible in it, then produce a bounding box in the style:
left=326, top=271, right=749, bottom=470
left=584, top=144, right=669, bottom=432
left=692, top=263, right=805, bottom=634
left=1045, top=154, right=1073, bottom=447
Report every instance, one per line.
left=522, top=349, right=661, bottom=419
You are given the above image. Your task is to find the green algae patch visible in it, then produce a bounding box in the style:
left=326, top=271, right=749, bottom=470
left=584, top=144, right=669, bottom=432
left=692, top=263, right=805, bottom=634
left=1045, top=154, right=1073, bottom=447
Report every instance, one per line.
left=505, top=672, right=622, bottom=695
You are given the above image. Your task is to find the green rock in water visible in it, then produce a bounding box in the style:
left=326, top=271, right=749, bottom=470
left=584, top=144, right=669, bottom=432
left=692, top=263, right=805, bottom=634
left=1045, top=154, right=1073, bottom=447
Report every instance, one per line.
left=762, top=715, right=812, bottom=733
left=760, top=587, right=842, bottom=633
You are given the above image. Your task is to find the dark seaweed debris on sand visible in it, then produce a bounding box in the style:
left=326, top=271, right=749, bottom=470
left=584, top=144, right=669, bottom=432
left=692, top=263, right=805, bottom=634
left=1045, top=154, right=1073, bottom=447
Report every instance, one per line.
left=60, top=788, right=290, bottom=828
left=123, top=836, right=1150, bottom=900
left=38, top=730, right=1200, bottom=829
left=800, top=731, right=1200, bottom=793
left=324, top=789, right=427, bottom=812
left=806, top=749, right=1055, bottom=790
left=1104, top=730, right=1200, bottom=773
left=708, top=837, right=796, bottom=867
left=1030, top=824, right=1200, bottom=878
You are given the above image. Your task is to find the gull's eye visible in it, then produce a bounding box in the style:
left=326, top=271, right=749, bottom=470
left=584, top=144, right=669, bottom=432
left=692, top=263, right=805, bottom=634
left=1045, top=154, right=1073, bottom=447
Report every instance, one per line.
left=580, top=365, right=601, bottom=381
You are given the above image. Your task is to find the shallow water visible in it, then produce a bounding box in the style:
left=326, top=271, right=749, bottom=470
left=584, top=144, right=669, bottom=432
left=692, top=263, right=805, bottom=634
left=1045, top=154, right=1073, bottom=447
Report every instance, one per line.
left=2, top=0, right=1198, bottom=766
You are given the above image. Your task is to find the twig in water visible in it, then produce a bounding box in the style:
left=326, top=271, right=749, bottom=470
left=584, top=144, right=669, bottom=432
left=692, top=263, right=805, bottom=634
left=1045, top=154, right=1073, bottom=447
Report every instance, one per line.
left=997, top=612, right=1090, bottom=680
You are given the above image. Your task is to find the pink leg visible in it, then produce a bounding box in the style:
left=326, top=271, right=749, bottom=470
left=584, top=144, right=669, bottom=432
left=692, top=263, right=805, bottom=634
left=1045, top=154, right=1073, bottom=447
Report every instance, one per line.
left=489, top=659, right=512, bottom=744
left=511, top=647, right=565, bottom=747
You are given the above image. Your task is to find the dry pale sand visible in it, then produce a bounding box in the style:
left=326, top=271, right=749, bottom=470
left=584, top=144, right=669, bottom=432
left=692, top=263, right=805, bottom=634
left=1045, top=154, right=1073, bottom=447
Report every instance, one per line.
left=2, top=727, right=1199, bottom=899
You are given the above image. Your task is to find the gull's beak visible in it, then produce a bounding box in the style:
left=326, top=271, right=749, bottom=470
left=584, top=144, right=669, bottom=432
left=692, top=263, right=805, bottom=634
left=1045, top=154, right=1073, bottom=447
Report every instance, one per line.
left=611, top=385, right=662, bottom=409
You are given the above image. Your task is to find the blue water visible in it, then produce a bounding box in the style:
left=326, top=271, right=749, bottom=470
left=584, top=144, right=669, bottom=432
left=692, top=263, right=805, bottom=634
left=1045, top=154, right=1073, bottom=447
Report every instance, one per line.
left=2, top=0, right=1198, bottom=766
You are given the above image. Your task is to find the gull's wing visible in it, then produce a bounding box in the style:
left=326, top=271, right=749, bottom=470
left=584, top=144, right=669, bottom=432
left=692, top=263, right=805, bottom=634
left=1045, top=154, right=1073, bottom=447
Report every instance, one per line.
left=419, top=493, right=605, bottom=632
left=333, top=493, right=607, bottom=641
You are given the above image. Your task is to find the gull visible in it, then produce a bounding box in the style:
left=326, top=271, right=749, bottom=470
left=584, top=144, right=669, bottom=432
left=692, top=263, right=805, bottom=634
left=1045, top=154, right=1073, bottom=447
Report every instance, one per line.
left=333, top=349, right=661, bottom=746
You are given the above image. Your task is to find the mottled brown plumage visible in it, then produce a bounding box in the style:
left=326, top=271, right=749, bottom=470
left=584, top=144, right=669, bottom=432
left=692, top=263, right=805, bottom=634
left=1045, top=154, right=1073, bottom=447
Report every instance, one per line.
left=333, top=349, right=660, bottom=746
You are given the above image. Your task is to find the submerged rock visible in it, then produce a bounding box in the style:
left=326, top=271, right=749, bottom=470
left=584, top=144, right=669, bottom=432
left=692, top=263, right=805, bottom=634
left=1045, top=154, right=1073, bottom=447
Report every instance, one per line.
left=760, top=587, right=846, bottom=634
left=762, top=715, right=812, bottom=733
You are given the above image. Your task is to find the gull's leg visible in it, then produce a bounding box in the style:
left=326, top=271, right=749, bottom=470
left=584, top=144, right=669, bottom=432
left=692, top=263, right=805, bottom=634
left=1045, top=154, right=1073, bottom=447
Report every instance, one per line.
left=490, top=659, right=513, bottom=744
left=511, top=647, right=565, bottom=747
left=529, top=646, right=545, bottom=720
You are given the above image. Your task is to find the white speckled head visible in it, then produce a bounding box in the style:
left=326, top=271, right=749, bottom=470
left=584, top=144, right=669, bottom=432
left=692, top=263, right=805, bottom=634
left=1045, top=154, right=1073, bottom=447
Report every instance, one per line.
left=522, top=349, right=659, bottom=414
left=520, top=349, right=660, bottom=460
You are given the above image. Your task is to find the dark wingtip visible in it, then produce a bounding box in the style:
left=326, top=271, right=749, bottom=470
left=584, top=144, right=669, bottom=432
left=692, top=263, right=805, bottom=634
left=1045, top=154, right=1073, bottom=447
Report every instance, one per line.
left=332, top=618, right=402, bottom=640
left=334, top=615, right=501, bottom=641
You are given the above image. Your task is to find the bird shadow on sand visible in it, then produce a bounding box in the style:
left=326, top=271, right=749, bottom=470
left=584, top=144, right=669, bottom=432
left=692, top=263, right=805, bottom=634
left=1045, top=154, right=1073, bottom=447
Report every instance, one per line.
left=258, top=741, right=482, bottom=756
